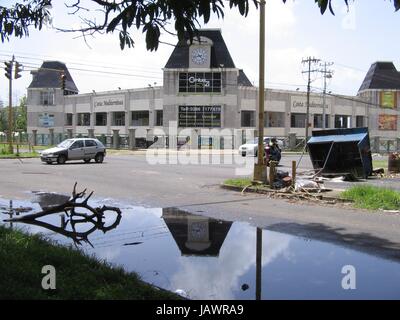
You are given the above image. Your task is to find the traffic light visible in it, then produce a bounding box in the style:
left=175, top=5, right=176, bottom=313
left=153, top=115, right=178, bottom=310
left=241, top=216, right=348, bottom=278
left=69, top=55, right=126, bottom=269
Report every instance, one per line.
left=14, top=61, right=22, bottom=79
left=60, top=73, right=66, bottom=91
left=4, top=61, right=12, bottom=79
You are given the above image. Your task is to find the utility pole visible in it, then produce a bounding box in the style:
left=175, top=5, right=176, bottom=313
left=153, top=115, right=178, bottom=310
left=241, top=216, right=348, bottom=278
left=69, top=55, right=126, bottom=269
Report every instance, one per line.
left=253, top=0, right=267, bottom=182
left=302, top=57, right=320, bottom=143
left=319, top=62, right=334, bottom=129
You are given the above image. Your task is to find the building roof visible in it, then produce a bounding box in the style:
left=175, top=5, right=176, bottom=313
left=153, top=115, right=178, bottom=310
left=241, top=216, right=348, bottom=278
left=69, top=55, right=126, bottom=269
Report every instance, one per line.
left=238, top=69, right=253, bottom=87
left=164, top=29, right=236, bottom=69
left=359, top=61, right=400, bottom=92
left=28, top=61, right=79, bottom=92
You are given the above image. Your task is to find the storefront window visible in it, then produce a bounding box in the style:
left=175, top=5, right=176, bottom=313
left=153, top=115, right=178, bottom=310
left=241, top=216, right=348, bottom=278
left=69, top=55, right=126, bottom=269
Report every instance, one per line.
left=313, top=114, right=330, bottom=128
left=77, top=113, right=90, bottom=126
left=179, top=72, right=221, bottom=93
left=113, top=112, right=126, bottom=126
left=131, top=111, right=149, bottom=126
left=291, top=113, right=306, bottom=128
left=356, top=116, right=365, bottom=127
left=241, top=111, right=255, bottom=127
left=65, top=113, right=73, bottom=126
left=156, top=110, right=163, bottom=126
left=334, top=115, right=351, bottom=128
left=96, top=112, right=107, bottom=126
left=264, top=112, right=285, bottom=127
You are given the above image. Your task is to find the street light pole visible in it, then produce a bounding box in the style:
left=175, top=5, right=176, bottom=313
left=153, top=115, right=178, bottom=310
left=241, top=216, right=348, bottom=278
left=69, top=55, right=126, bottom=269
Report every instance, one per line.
left=253, top=0, right=266, bottom=182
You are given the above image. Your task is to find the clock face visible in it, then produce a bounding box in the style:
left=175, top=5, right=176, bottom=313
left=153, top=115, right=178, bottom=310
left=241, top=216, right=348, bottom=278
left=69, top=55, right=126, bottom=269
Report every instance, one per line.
left=191, top=48, right=208, bottom=65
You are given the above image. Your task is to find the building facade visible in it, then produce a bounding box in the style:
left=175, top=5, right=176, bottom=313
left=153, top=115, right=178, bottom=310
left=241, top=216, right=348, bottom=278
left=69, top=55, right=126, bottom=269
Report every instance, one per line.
left=26, top=29, right=400, bottom=149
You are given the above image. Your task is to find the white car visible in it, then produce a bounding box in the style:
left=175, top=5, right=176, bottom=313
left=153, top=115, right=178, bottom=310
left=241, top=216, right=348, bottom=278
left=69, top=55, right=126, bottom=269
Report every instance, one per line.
left=40, top=138, right=106, bottom=164
left=238, top=137, right=283, bottom=157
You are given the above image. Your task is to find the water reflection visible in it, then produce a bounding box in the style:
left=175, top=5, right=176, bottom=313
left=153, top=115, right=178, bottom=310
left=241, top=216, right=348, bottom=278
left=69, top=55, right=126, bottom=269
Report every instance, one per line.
left=162, top=208, right=232, bottom=257
left=3, top=189, right=122, bottom=247
left=1, top=195, right=400, bottom=299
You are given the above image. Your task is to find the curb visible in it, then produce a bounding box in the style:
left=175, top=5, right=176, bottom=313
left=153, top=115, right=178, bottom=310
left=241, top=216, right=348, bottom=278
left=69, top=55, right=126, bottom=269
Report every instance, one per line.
left=220, top=183, right=353, bottom=203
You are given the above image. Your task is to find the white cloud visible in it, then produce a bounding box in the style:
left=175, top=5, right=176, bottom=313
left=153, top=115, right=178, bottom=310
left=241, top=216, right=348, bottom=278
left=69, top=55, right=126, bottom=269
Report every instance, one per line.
left=169, top=227, right=291, bottom=299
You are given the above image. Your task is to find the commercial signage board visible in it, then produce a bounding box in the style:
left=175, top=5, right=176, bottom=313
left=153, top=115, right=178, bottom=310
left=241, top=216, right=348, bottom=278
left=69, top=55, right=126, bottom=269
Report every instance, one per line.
left=178, top=106, right=221, bottom=128
left=39, top=113, right=54, bottom=127
left=378, top=114, right=398, bottom=130
left=380, top=91, right=397, bottom=109
left=93, top=95, right=125, bottom=111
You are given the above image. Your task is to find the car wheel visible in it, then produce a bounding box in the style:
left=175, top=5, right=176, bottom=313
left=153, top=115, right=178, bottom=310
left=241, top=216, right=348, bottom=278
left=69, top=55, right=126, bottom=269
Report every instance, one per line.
left=57, top=155, right=67, bottom=164
left=84, top=159, right=91, bottom=163
left=95, top=153, right=104, bottom=163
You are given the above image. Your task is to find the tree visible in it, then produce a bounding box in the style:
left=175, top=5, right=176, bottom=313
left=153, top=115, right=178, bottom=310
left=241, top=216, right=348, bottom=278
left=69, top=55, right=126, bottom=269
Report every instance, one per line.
left=15, top=95, right=27, bottom=132
left=1, top=0, right=399, bottom=51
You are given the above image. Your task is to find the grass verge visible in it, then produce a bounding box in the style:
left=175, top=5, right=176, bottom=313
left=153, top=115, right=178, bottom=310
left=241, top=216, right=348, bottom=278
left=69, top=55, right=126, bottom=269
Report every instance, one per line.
left=341, top=185, right=400, bottom=210
left=0, top=225, right=179, bottom=299
left=373, top=160, right=388, bottom=170
left=0, top=152, right=39, bottom=158
left=223, top=178, right=253, bottom=188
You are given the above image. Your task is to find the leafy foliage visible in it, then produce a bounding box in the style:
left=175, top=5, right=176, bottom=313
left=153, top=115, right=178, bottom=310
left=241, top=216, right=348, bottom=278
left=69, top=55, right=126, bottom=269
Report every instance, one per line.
left=0, top=0, right=52, bottom=42
left=1, top=0, right=399, bottom=51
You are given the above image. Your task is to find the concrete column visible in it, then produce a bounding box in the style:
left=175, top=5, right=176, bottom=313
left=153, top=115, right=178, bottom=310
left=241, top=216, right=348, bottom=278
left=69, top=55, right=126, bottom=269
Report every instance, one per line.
left=191, top=129, right=199, bottom=149
left=234, top=129, right=243, bottom=149
left=289, top=132, right=297, bottom=150
left=128, top=128, right=136, bottom=149
left=88, top=129, right=95, bottom=138
left=373, top=136, right=380, bottom=153
left=49, top=128, right=55, bottom=146
left=32, top=130, right=37, bottom=146
left=67, top=129, right=73, bottom=139
left=112, top=129, right=120, bottom=149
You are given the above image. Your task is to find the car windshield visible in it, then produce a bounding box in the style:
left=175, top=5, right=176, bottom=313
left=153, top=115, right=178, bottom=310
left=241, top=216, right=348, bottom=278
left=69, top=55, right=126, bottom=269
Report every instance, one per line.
left=57, top=139, right=74, bottom=148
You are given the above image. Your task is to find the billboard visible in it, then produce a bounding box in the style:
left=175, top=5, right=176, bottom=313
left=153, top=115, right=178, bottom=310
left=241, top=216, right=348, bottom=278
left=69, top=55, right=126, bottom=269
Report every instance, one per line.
left=38, top=113, right=54, bottom=127
left=178, top=106, right=221, bottom=128
left=378, top=114, right=397, bottom=130
left=380, top=91, right=397, bottom=109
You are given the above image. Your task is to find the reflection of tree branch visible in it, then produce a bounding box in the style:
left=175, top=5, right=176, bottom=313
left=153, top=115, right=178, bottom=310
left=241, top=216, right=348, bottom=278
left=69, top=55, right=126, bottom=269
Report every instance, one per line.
left=4, top=183, right=122, bottom=247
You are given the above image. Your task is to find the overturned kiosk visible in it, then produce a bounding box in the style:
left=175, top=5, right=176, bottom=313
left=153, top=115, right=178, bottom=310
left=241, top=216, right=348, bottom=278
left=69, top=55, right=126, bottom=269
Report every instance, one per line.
left=307, top=127, right=373, bottom=179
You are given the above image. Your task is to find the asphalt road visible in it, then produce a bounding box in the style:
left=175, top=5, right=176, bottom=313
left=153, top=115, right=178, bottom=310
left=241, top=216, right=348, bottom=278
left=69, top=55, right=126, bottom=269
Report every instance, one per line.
left=1, top=153, right=399, bottom=261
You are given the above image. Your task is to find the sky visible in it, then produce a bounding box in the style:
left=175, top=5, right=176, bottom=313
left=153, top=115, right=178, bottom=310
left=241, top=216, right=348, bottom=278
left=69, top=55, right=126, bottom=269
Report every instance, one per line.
left=1, top=0, right=400, bottom=106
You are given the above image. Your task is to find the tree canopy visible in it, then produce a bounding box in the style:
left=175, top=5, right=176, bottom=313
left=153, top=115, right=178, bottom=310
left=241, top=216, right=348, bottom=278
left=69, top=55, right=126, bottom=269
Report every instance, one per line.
left=1, top=0, right=399, bottom=51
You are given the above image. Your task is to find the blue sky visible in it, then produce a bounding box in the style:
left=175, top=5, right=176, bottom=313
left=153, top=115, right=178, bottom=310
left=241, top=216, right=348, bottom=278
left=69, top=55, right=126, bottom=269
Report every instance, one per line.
left=1, top=0, right=399, bottom=106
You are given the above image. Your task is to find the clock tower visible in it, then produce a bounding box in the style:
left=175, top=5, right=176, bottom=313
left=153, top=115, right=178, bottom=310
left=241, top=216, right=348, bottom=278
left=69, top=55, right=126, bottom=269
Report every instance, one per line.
left=188, top=36, right=212, bottom=69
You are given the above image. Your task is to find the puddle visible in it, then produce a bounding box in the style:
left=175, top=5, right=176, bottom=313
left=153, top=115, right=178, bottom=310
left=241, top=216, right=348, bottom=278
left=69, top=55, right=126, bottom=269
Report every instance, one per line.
left=1, top=193, right=400, bottom=299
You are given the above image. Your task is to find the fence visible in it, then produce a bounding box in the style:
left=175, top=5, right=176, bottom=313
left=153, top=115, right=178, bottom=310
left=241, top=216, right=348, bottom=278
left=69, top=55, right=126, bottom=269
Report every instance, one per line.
left=1, top=131, right=399, bottom=153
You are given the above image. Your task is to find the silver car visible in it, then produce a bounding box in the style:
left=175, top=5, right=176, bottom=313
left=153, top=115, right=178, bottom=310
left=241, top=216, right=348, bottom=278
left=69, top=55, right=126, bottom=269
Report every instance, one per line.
left=40, top=138, right=106, bottom=164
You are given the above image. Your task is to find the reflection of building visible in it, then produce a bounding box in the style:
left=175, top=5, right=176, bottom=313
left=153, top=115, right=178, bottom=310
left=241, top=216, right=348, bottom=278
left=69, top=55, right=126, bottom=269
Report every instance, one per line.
left=162, top=208, right=232, bottom=257
left=26, top=30, right=400, bottom=147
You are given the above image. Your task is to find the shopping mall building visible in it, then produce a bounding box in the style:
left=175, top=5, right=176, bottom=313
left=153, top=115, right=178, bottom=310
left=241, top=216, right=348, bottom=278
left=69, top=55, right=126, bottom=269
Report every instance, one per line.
left=26, top=29, right=400, bottom=149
